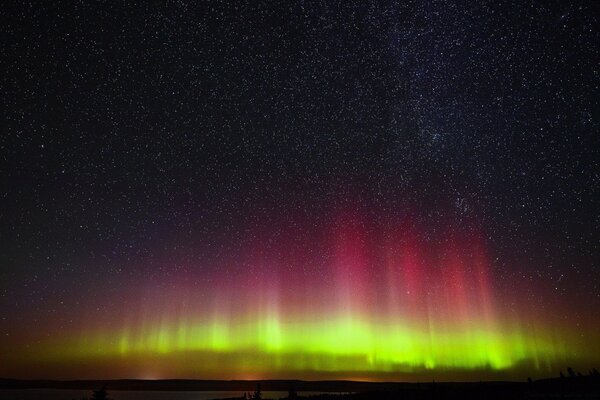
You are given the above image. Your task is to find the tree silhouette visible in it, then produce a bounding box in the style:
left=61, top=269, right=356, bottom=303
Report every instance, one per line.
left=91, top=386, right=109, bottom=400
left=253, top=382, right=262, bottom=400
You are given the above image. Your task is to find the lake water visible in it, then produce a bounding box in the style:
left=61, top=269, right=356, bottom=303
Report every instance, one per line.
left=0, top=389, right=336, bottom=400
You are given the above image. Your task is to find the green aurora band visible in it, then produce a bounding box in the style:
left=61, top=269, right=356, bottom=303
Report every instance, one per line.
left=2, top=216, right=597, bottom=380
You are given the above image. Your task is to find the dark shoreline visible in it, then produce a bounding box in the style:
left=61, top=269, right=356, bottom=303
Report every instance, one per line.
left=1, top=376, right=598, bottom=392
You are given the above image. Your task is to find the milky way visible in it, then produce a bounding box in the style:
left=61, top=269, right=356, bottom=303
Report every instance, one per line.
left=1, top=1, right=599, bottom=380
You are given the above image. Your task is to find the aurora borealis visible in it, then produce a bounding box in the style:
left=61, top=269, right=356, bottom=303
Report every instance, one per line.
left=2, top=208, right=598, bottom=380
left=2, top=1, right=600, bottom=382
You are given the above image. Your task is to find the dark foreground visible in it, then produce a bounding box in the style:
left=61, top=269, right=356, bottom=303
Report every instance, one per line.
left=2, top=375, right=600, bottom=399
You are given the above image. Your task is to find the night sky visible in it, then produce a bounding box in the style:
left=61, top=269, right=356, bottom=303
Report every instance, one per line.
left=1, top=1, right=599, bottom=380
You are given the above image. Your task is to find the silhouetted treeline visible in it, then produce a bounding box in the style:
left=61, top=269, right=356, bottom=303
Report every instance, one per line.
left=2, top=369, right=599, bottom=400
left=215, top=371, right=600, bottom=400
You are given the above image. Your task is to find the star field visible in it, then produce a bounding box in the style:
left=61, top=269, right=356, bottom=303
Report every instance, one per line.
left=1, top=1, right=599, bottom=380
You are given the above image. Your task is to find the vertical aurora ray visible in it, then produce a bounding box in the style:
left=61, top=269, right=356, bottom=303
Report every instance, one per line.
left=2, top=209, right=597, bottom=380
